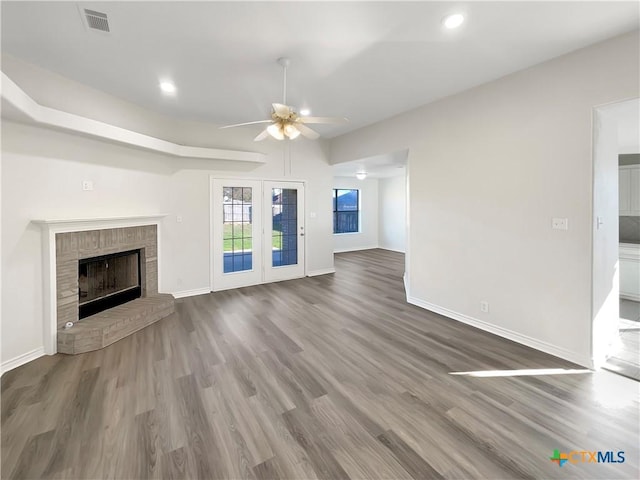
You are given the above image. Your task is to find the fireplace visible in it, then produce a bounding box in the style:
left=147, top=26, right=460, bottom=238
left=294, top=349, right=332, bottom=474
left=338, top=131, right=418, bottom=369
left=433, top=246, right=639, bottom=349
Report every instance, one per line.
left=78, top=249, right=142, bottom=319
left=32, top=221, right=176, bottom=355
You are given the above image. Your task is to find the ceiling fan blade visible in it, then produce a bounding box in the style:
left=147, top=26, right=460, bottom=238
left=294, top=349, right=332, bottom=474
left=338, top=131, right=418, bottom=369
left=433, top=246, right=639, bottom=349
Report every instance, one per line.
left=272, top=103, right=292, bottom=118
left=299, top=116, right=348, bottom=125
left=219, top=119, right=272, bottom=129
left=295, top=122, right=320, bottom=140
left=254, top=128, right=270, bottom=142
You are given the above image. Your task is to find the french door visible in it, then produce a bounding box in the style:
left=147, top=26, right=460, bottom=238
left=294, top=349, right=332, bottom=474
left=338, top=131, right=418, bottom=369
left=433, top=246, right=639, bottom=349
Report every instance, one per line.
left=263, top=181, right=305, bottom=282
left=211, top=179, right=305, bottom=291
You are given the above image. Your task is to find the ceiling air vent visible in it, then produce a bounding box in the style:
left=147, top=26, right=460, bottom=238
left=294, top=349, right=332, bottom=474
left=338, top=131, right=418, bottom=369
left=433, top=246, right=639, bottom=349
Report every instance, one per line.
left=83, top=9, right=110, bottom=32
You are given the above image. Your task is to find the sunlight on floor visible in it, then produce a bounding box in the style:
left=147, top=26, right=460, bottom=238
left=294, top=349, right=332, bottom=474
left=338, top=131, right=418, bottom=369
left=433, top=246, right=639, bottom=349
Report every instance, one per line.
left=591, top=370, right=640, bottom=408
left=449, top=368, right=592, bottom=378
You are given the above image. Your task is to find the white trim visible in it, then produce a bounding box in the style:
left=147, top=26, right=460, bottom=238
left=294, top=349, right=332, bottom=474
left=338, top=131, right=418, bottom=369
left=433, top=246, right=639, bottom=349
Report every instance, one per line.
left=1, top=347, right=45, bottom=376
left=620, top=293, right=640, bottom=302
left=1, top=72, right=266, bottom=164
left=307, top=268, right=336, bottom=277
left=407, top=296, right=594, bottom=369
left=172, top=288, right=210, bottom=299
left=209, top=177, right=215, bottom=292
left=33, top=215, right=167, bottom=355
left=403, top=272, right=408, bottom=294
left=334, top=245, right=379, bottom=253
left=32, top=214, right=168, bottom=230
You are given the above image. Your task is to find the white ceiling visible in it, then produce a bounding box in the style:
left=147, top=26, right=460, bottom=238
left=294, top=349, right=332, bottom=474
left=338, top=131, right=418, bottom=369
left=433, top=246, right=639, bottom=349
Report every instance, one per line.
left=1, top=2, right=638, bottom=138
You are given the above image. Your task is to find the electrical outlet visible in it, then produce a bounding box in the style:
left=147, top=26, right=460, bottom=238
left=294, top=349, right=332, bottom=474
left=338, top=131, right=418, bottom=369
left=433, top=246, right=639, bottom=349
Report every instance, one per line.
left=480, top=301, right=489, bottom=313
left=552, top=218, right=568, bottom=230
left=82, top=180, right=94, bottom=191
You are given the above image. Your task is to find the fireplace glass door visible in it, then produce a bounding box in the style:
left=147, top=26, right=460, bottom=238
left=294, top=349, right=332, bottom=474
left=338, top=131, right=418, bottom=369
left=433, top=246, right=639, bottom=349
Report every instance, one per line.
left=79, top=249, right=142, bottom=318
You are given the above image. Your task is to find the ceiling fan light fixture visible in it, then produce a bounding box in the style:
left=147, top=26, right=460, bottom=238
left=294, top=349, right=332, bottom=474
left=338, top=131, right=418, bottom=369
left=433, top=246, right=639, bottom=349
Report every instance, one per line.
left=356, top=172, right=367, bottom=180
left=220, top=57, right=348, bottom=141
left=284, top=123, right=301, bottom=139
left=267, top=123, right=284, bottom=140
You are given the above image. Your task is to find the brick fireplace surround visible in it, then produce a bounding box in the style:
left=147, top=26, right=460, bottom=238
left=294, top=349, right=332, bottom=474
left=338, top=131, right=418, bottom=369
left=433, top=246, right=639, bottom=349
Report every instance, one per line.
left=34, top=216, right=174, bottom=355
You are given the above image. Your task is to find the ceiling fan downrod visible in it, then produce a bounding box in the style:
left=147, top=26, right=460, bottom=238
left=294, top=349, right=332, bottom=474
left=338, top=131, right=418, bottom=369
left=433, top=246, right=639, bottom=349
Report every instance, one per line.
left=277, top=57, right=290, bottom=105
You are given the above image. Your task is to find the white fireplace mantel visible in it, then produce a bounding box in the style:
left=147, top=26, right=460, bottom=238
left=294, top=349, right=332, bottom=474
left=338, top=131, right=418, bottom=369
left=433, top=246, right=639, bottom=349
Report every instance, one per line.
left=33, top=214, right=168, bottom=355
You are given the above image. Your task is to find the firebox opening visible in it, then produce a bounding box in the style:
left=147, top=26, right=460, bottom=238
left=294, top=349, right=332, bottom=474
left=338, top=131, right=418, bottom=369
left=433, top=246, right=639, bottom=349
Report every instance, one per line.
left=78, top=249, right=142, bottom=319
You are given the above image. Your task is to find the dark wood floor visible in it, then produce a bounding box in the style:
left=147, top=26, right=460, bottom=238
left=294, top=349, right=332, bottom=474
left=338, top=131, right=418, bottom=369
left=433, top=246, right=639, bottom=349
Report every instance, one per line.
left=2, top=249, right=639, bottom=479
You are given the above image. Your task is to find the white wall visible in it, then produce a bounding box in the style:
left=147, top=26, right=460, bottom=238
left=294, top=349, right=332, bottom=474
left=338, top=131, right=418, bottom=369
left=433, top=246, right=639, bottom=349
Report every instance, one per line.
left=330, top=31, right=640, bottom=367
left=378, top=175, right=407, bottom=252
left=1, top=60, right=335, bottom=369
left=333, top=177, right=379, bottom=252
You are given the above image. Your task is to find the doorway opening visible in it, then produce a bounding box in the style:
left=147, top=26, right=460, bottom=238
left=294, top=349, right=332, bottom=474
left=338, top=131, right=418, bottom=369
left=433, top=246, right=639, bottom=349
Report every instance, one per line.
left=592, top=98, right=640, bottom=381
left=330, top=149, right=409, bottom=284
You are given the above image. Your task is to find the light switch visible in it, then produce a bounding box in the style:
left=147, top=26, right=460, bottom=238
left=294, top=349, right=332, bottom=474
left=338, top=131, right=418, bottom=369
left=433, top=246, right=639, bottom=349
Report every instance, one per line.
left=552, top=218, right=569, bottom=230
left=176, top=215, right=183, bottom=223
left=309, top=212, right=317, bottom=218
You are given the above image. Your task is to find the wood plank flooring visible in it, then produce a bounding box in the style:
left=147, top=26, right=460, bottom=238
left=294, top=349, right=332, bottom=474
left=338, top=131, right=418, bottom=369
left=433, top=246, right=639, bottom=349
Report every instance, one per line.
left=604, top=300, right=640, bottom=381
left=2, top=249, right=639, bottom=479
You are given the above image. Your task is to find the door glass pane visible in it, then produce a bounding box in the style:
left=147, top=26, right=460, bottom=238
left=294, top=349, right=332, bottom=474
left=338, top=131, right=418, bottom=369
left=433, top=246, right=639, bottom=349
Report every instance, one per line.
left=223, top=186, right=253, bottom=273
left=271, top=188, right=298, bottom=267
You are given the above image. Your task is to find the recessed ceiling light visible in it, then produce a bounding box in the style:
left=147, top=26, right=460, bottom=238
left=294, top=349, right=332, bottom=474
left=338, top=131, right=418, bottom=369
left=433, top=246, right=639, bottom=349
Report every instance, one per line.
left=442, top=13, right=464, bottom=29
left=159, top=81, right=176, bottom=94
left=299, top=108, right=311, bottom=116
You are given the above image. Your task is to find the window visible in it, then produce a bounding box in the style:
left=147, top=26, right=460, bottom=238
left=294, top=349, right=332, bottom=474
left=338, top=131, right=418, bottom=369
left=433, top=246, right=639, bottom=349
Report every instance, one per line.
left=222, top=186, right=253, bottom=273
left=333, top=189, right=359, bottom=234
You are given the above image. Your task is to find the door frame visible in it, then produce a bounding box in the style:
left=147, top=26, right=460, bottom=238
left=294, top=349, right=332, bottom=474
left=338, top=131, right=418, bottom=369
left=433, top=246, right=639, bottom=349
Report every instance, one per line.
left=590, top=99, right=639, bottom=368
left=209, top=176, right=308, bottom=292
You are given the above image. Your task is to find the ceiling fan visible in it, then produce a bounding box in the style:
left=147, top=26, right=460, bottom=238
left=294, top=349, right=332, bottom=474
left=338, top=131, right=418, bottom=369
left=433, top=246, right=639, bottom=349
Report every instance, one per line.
left=220, top=57, right=348, bottom=141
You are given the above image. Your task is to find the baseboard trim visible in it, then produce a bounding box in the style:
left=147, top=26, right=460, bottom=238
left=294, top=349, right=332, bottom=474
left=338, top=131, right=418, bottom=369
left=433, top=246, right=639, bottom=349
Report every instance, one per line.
left=620, top=293, right=640, bottom=302
left=379, top=247, right=406, bottom=253
left=172, top=288, right=211, bottom=299
left=1, top=347, right=46, bottom=376
left=407, top=296, right=593, bottom=368
left=334, top=246, right=379, bottom=253
left=307, top=268, right=336, bottom=277
left=403, top=272, right=408, bottom=293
